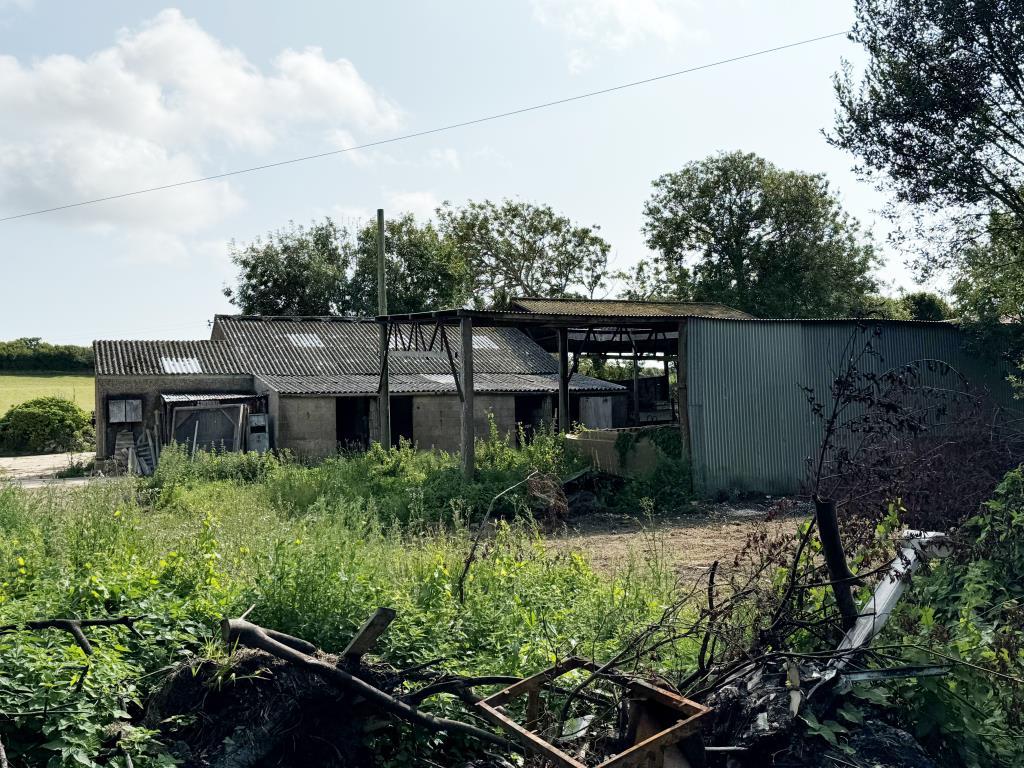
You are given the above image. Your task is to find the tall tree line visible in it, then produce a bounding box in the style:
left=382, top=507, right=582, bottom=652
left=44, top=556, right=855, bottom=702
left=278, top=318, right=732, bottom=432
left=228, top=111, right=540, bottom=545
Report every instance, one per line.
left=223, top=201, right=611, bottom=316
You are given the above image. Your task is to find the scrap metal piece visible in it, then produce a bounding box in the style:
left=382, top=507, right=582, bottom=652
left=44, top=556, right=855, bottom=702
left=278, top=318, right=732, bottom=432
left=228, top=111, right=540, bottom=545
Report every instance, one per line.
left=475, top=657, right=711, bottom=768
left=807, top=531, right=952, bottom=700
left=831, top=531, right=951, bottom=671
left=785, top=662, right=802, bottom=716
left=840, top=665, right=950, bottom=684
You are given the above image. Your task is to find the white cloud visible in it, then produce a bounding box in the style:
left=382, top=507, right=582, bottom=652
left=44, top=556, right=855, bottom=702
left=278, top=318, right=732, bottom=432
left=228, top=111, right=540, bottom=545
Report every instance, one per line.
left=327, top=128, right=401, bottom=167
left=387, top=190, right=440, bottom=221
left=117, top=229, right=191, bottom=265
left=0, top=8, right=400, bottom=239
left=531, top=0, right=695, bottom=73
left=426, top=147, right=460, bottom=170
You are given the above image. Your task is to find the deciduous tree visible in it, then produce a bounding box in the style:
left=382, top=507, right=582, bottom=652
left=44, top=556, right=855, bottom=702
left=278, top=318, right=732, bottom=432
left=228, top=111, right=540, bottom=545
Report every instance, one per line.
left=899, top=291, right=954, bottom=321
left=437, top=199, right=610, bottom=309
left=224, top=215, right=466, bottom=316
left=831, top=0, right=1024, bottom=272
left=952, top=212, right=1024, bottom=377
left=347, top=214, right=469, bottom=315
left=223, top=219, right=353, bottom=315
left=639, top=151, right=879, bottom=318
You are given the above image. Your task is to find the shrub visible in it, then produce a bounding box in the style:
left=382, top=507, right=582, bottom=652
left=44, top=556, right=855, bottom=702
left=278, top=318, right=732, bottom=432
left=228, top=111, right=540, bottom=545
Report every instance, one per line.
left=149, top=416, right=586, bottom=525
left=609, top=426, right=694, bottom=515
left=0, top=396, right=92, bottom=454
left=888, top=467, right=1024, bottom=767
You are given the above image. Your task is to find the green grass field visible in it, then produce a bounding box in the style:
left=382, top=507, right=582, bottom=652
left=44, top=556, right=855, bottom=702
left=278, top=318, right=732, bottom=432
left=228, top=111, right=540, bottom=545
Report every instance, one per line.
left=0, top=372, right=94, bottom=415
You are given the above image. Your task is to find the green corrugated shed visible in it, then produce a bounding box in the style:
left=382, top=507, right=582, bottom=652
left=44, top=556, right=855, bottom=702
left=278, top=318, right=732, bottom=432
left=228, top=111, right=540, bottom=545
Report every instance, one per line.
left=686, top=318, right=1017, bottom=497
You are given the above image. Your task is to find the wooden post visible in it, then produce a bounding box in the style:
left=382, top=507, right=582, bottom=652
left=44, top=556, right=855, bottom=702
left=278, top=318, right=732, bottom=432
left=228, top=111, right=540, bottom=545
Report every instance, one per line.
left=677, top=321, right=691, bottom=464
left=663, top=358, right=674, bottom=421
left=342, top=607, right=397, bottom=665
left=461, top=316, right=475, bottom=478
left=377, top=209, right=390, bottom=447
left=557, top=327, right=570, bottom=434
left=814, top=497, right=859, bottom=630
left=631, top=346, right=640, bottom=426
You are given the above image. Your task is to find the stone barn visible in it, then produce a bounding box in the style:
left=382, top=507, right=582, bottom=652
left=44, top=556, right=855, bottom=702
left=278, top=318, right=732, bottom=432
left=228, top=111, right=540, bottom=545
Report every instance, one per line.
left=93, top=315, right=625, bottom=466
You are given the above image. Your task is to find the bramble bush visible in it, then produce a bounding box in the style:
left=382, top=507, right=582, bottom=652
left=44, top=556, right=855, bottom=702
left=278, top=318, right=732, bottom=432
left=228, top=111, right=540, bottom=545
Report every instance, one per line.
left=0, top=395, right=93, bottom=454
left=887, top=468, right=1024, bottom=768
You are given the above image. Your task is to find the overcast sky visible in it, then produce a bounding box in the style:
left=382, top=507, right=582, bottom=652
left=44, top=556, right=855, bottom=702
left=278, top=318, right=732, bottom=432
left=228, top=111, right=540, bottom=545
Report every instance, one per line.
left=0, top=1, right=936, bottom=344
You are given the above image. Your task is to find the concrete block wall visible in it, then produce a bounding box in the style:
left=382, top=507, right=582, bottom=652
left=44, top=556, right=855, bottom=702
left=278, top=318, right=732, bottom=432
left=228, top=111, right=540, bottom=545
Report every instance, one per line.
left=412, top=394, right=516, bottom=453
left=276, top=396, right=337, bottom=460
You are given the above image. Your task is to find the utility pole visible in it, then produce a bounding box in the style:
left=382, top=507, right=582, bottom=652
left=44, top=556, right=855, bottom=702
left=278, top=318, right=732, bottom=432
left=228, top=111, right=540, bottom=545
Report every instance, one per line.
left=460, top=316, right=475, bottom=479
left=377, top=209, right=390, bottom=447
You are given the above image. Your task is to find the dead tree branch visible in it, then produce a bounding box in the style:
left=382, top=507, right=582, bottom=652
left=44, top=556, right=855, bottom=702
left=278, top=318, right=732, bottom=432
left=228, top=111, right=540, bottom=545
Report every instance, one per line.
left=221, top=618, right=517, bottom=751
left=0, top=616, right=144, bottom=656
left=813, top=497, right=859, bottom=631
left=457, top=471, right=537, bottom=604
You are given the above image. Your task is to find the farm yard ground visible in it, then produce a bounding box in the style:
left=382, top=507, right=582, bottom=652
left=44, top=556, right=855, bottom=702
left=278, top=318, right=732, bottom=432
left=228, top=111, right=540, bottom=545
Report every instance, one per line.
left=0, top=372, right=94, bottom=414
left=0, top=444, right=802, bottom=565
left=0, top=450, right=95, bottom=486
left=549, top=501, right=805, bottom=575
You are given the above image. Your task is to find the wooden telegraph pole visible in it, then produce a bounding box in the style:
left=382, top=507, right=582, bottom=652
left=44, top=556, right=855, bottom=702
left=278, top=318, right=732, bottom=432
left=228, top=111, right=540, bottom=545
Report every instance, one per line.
left=377, top=209, right=390, bottom=447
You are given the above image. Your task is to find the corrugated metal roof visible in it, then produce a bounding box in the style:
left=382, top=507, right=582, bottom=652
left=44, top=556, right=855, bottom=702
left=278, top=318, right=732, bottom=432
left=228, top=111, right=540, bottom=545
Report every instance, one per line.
left=160, top=393, right=260, bottom=403
left=94, top=340, right=246, bottom=376
left=512, top=297, right=753, bottom=319
left=259, top=372, right=625, bottom=396
left=212, top=315, right=557, bottom=376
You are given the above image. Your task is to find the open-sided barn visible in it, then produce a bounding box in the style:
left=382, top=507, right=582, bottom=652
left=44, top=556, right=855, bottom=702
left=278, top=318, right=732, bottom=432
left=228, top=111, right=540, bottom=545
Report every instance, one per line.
left=94, top=300, right=1017, bottom=496
left=384, top=298, right=1018, bottom=496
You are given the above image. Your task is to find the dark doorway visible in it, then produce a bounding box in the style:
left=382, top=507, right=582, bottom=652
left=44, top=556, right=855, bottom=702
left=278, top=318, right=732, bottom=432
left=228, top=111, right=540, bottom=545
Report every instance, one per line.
left=336, top=397, right=370, bottom=451
left=390, top=396, right=414, bottom=447
left=514, top=394, right=548, bottom=444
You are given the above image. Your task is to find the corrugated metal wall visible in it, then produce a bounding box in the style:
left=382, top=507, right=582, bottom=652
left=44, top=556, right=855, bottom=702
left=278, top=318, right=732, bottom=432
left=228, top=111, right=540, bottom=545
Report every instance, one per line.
left=687, top=319, right=1017, bottom=497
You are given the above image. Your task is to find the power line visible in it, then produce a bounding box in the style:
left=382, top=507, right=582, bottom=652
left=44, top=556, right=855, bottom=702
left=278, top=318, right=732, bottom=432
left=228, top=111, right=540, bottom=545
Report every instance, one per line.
left=0, top=30, right=849, bottom=224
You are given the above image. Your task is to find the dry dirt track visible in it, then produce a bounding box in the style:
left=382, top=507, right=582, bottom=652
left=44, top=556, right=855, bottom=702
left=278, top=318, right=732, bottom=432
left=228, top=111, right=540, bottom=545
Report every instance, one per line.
left=0, top=451, right=95, bottom=488
left=548, top=502, right=805, bottom=575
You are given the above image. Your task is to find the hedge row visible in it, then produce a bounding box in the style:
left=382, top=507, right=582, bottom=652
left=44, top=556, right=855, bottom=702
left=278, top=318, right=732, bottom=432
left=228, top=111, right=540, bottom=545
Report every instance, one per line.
left=0, top=338, right=94, bottom=372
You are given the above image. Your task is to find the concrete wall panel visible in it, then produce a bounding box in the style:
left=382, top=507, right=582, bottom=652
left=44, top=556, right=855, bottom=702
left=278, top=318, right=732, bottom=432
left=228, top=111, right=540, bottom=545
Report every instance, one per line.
left=277, top=396, right=336, bottom=459
left=412, top=394, right=516, bottom=453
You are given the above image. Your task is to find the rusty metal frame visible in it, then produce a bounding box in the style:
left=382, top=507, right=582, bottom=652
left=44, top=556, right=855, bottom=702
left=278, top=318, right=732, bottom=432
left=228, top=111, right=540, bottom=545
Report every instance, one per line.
left=475, top=657, right=710, bottom=768
left=569, top=327, right=593, bottom=379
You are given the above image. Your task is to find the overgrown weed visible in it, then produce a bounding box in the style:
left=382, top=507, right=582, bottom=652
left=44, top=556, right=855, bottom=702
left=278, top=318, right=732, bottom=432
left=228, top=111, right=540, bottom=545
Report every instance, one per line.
left=0, top=431, right=684, bottom=766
